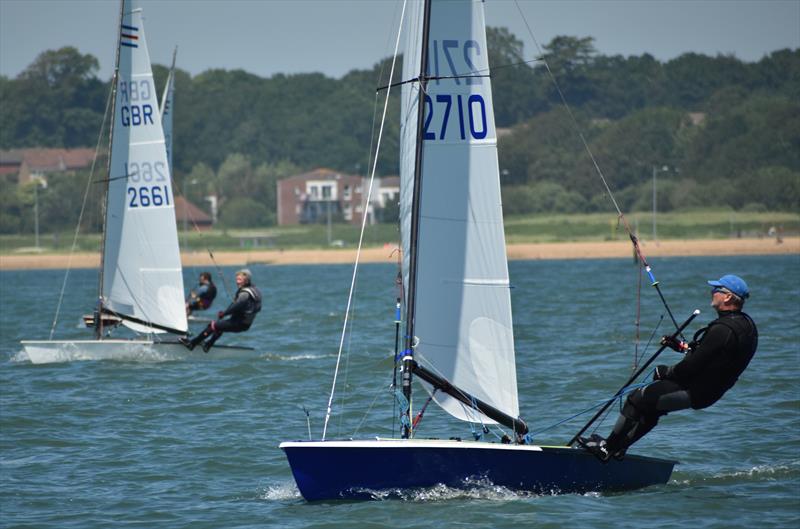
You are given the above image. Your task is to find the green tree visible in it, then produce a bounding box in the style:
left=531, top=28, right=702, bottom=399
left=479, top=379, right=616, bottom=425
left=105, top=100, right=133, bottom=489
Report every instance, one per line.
left=0, top=47, right=106, bottom=148
left=218, top=197, right=270, bottom=228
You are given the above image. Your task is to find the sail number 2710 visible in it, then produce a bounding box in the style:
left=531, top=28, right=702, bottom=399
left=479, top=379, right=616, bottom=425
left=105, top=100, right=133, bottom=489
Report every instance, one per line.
left=423, top=38, right=489, bottom=141
left=423, top=93, right=487, bottom=141
left=125, top=161, right=171, bottom=209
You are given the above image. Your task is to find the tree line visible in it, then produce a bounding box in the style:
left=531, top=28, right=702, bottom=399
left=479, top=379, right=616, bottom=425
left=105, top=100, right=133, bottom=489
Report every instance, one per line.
left=0, top=30, right=797, bottom=234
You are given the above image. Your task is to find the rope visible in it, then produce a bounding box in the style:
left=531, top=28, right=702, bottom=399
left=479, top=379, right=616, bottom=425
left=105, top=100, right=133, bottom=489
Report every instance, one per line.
left=49, top=80, right=115, bottom=340
left=528, top=377, right=654, bottom=438
left=352, top=384, right=390, bottom=438
left=322, top=0, right=408, bottom=440
left=170, top=176, right=234, bottom=302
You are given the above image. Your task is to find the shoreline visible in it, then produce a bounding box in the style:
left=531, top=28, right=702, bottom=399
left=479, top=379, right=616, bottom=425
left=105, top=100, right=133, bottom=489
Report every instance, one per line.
left=1, top=237, right=797, bottom=270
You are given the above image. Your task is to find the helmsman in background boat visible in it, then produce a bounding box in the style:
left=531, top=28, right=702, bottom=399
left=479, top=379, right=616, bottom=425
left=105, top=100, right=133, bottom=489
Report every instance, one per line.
left=180, top=269, right=262, bottom=353
left=580, top=274, right=758, bottom=462
left=185, top=272, right=217, bottom=315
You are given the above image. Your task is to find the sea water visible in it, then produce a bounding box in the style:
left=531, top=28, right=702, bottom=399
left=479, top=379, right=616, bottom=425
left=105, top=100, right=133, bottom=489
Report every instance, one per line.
left=1, top=255, right=798, bottom=528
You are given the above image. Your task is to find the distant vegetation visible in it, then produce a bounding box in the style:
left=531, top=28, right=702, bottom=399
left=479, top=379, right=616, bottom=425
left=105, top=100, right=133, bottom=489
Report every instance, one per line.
left=1, top=211, right=797, bottom=254
left=0, top=30, right=798, bottom=235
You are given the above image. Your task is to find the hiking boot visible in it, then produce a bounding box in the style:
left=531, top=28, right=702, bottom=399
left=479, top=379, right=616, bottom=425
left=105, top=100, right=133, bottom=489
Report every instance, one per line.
left=179, top=337, right=195, bottom=351
left=577, top=434, right=611, bottom=463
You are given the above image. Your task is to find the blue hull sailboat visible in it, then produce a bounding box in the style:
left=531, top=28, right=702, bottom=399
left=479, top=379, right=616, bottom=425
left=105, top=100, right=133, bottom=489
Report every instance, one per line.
left=281, top=0, right=676, bottom=500
left=282, top=439, right=675, bottom=501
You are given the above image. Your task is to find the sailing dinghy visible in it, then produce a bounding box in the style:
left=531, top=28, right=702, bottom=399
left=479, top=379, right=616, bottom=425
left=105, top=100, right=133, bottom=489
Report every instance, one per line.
left=281, top=0, right=675, bottom=500
left=21, top=0, right=251, bottom=364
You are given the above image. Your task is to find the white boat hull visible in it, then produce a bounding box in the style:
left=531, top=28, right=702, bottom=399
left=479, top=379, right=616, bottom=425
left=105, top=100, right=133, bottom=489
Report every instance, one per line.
left=19, top=339, right=256, bottom=364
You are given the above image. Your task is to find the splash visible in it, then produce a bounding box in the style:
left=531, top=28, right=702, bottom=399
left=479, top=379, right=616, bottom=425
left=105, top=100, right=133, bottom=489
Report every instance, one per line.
left=351, top=478, right=567, bottom=502
left=259, top=481, right=302, bottom=501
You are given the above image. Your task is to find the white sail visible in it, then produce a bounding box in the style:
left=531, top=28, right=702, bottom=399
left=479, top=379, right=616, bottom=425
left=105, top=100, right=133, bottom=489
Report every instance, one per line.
left=160, top=47, right=176, bottom=173
left=401, top=0, right=519, bottom=424
left=102, top=0, right=187, bottom=334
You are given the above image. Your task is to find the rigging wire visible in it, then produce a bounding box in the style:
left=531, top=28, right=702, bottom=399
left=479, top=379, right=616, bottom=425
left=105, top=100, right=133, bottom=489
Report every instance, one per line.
left=171, top=178, right=234, bottom=301
left=634, top=254, right=643, bottom=370
left=321, top=0, right=409, bottom=441
left=49, top=80, right=115, bottom=340
left=511, top=0, right=684, bottom=340
left=332, top=5, right=402, bottom=439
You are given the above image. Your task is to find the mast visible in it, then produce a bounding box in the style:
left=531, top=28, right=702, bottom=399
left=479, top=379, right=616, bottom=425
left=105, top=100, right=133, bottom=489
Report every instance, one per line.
left=96, top=0, right=126, bottom=340
left=401, top=0, right=433, bottom=439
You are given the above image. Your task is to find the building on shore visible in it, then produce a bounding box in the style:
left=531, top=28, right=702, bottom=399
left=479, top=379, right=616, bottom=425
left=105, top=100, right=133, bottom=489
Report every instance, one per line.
left=0, top=148, right=96, bottom=185
left=277, top=168, right=399, bottom=226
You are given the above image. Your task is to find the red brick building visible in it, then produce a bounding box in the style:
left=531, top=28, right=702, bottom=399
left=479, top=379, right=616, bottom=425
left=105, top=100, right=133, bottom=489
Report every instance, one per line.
left=277, top=168, right=368, bottom=226
left=0, top=148, right=96, bottom=184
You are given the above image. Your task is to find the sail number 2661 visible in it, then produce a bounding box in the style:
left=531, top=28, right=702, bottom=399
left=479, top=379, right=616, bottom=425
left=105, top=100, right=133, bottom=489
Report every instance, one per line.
left=125, top=161, right=170, bottom=208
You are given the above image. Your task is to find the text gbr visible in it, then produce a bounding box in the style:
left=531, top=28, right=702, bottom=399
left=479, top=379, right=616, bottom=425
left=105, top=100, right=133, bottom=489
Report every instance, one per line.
left=117, top=79, right=171, bottom=209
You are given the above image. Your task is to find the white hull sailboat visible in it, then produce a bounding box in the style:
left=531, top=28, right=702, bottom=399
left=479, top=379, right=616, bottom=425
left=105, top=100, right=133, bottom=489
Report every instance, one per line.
left=21, top=0, right=251, bottom=364
left=281, top=0, right=677, bottom=500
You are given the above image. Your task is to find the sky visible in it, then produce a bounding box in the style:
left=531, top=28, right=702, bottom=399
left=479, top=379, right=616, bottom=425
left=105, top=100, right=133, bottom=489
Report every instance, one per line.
left=1, top=0, right=798, bottom=81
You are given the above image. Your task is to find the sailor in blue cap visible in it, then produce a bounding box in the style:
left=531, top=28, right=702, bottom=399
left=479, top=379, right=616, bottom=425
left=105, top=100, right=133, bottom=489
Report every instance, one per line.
left=579, top=274, right=758, bottom=462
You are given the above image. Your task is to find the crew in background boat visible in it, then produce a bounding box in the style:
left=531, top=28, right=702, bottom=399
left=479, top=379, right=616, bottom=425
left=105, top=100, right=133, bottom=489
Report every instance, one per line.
left=180, top=269, right=261, bottom=352
left=580, top=274, right=758, bottom=462
left=185, top=272, right=217, bottom=315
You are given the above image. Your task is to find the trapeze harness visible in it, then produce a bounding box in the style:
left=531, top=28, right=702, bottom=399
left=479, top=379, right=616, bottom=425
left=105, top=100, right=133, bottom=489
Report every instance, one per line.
left=606, top=310, right=758, bottom=453
left=196, top=282, right=217, bottom=310
left=194, top=286, right=262, bottom=349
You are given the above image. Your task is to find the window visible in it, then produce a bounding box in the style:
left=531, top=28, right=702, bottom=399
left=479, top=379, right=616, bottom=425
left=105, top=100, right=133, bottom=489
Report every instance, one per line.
left=343, top=185, right=351, bottom=200
left=343, top=205, right=352, bottom=221
left=322, top=185, right=332, bottom=199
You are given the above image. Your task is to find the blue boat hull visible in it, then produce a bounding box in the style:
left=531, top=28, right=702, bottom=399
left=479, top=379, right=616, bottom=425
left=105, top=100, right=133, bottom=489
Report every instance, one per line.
left=280, top=439, right=677, bottom=501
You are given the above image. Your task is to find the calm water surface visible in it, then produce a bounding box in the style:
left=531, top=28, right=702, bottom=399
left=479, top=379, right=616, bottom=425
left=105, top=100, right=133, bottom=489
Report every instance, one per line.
left=1, top=255, right=798, bottom=528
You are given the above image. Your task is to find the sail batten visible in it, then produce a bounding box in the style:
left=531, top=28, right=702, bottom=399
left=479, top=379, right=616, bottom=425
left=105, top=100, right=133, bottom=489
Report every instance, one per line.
left=102, top=0, right=187, bottom=335
left=400, top=0, right=520, bottom=425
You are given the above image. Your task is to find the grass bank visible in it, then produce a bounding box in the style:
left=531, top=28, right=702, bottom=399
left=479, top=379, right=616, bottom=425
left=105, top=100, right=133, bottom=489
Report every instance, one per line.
left=1, top=210, right=797, bottom=255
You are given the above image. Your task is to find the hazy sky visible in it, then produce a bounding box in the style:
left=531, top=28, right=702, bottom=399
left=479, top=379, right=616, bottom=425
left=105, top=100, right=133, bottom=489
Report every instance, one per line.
left=1, top=0, right=798, bottom=81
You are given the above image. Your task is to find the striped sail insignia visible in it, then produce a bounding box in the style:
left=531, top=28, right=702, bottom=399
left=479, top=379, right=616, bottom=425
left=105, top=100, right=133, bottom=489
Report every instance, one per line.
left=120, top=24, right=139, bottom=48
left=102, top=0, right=187, bottom=335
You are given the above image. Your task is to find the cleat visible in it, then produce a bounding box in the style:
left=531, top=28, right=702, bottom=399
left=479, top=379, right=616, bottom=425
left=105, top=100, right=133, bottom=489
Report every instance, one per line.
left=179, top=337, right=195, bottom=351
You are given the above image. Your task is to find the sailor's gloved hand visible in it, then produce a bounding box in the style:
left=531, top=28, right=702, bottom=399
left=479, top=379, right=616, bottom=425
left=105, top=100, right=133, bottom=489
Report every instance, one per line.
left=217, top=310, right=225, bottom=319
left=661, top=335, right=689, bottom=352
left=653, top=365, right=670, bottom=381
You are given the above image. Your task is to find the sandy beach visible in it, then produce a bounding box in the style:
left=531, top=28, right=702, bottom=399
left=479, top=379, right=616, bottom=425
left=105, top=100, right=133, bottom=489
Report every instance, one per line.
left=1, top=237, right=796, bottom=270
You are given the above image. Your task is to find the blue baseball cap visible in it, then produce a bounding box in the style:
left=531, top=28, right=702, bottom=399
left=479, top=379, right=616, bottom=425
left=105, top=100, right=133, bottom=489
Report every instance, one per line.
left=707, top=274, right=749, bottom=299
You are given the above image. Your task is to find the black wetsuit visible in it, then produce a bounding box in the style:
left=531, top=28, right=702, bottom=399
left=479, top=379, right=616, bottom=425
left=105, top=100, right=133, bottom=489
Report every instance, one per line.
left=606, top=310, right=758, bottom=454
left=189, top=285, right=262, bottom=350
left=188, top=282, right=217, bottom=311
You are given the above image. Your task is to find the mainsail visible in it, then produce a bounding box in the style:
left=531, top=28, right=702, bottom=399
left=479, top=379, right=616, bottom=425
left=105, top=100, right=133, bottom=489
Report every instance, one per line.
left=160, top=46, right=177, bottom=173
left=102, top=0, right=187, bottom=334
left=400, top=0, right=519, bottom=424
